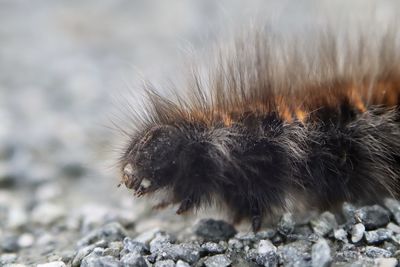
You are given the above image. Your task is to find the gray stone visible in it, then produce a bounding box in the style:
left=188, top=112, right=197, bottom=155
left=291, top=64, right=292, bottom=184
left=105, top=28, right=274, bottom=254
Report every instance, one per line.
left=228, top=238, right=244, bottom=250
left=31, top=202, right=65, bottom=226
left=311, top=238, right=331, bottom=267
left=123, top=237, right=149, bottom=255
left=364, top=246, right=392, bottom=258
left=120, top=252, right=147, bottom=267
left=310, top=211, right=338, bottom=236
left=194, top=219, right=236, bottom=242
left=81, top=255, right=121, bottom=267
left=0, top=253, right=17, bottom=265
left=342, top=202, right=357, bottom=223
left=278, top=213, right=295, bottom=236
left=154, top=259, right=175, bottom=267
left=350, top=223, right=365, bottom=243
left=201, top=242, right=226, bottom=254
left=354, top=205, right=390, bottom=230
left=157, top=243, right=201, bottom=264
left=77, top=222, right=128, bottom=247
left=364, top=228, right=393, bottom=244
left=255, top=240, right=278, bottom=267
left=334, top=228, right=348, bottom=243
left=277, top=240, right=312, bottom=267
left=375, top=258, right=398, bottom=267
left=149, top=232, right=174, bottom=254
left=387, top=222, right=400, bottom=234
left=102, top=248, right=120, bottom=258
left=384, top=198, right=400, bottom=225
left=72, top=244, right=96, bottom=267
left=175, top=260, right=191, bottom=267
left=256, top=229, right=276, bottom=240
left=1, top=234, right=19, bottom=252
left=204, top=254, right=232, bottom=267
left=37, top=262, right=66, bottom=267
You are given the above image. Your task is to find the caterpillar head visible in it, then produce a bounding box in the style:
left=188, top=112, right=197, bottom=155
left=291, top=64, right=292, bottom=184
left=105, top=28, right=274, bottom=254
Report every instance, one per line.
left=120, top=124, right=220, bottom=214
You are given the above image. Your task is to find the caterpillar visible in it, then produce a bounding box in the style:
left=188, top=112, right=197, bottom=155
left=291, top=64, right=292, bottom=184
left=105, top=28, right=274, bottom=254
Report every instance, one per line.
left=118, top=26, right=400, bottom=231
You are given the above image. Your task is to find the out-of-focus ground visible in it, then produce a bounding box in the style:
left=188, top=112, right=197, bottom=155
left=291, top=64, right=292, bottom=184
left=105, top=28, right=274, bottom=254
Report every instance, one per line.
left=0, top=0, right=399, bottom=265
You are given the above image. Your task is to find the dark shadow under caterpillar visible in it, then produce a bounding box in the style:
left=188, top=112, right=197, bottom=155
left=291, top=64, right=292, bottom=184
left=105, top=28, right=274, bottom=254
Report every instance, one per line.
left=118, top=27, right=400, bottom=231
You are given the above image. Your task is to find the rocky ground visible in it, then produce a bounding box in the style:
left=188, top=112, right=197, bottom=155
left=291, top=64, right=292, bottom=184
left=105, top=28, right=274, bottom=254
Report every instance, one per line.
left=1, top=1, right=400, bottom=267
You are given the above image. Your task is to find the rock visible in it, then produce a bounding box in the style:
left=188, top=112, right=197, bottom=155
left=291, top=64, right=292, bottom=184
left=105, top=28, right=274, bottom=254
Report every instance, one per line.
left=134, top=228, right=162, bottom=245
left=354, top=205, right=390, bottom=230
left=120, top=252, right=147, bottom=267
left=156, top=242, right=201, bottom=264
left=176, top=260, right=191, bottom=267
left=310, top=211, right=338, bottom=236
left=364, top=229, right=393, bottom=244
left=1, top=234, right=19, bottom=252
left=71, top=244, right=96, bottom=267
left=31, top=203, right=65, bottom=226
left=387, top=222, right=400, bottom=234
left=123, top=237, right=149, bottom=255
left=364, top=246, right=392, bottom=258
left=350, top=223, right=365, bottom=243
left=255, top=240, right=278, bottom=267
left=311, top=238, right=331, bottom=267
left=342, top=202, right=357, bottom=223
left=204, top=254, right=232, bottom=267
left=149, top=232, right=174, bottom=254
left=193, top=219, right=237, bottom=242
left=154, top=259, right=175, bottom=267
left=277, top=213, right=295, bottom=236
left=37, top=262, right=66, bottom=267
left=77, top=222, right=128, bottom=247
left=277, top=240, right=312, bottom=267
left=384, top=198, right=400, bottom=225
left=256, top=229, right=276, bottom=240
left=0, top=253, right=17, bottom=265
left=333, top=228, right=348, bottom=243
left=227, top=238, right=243, bottom=250
left=81, top=255, right=121, bottom=267
left=201, top=242, right=226, bottom=254
left=375, top=258, right=398, bottom=267
left=102, top=248, right=120, bottom=258
left=17, top=233, right=34, bottom=248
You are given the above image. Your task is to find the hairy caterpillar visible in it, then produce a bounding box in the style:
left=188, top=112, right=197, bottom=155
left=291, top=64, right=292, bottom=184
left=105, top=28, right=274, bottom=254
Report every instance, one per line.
left=118, top=26, right=400, bottom=231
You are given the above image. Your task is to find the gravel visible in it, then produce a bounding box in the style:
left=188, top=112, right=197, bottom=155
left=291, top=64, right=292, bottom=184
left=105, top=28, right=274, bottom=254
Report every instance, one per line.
left=1, top=1, right=400, bottom=266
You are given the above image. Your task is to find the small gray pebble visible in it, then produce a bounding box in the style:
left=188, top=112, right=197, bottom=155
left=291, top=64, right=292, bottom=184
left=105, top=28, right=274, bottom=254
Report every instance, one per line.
left=81, top=255, right=121, bottom=267
left=228, top=238, right=244, bottom=250
left=386, top=222, right=400, bottom=234
left=194, top=219, right=237, bottom=242
left=350, top=223, right=365, bottom=243
left=120, top=252, right=147, bottom=267
left=37, top=262, right=66, bottom=267
left=77, top=222, right=128, bottom=247
left=175, top=260, right=191, bottom=267
left=0, top=253, right=17, bottom=264
left=354, top=205, right=390, bottom=230
left=342, top=202, right=357, bottom=223
left=102, top=248, right=120, bottom=258
left=124, top=237, right=149, bottom=255
left=201, top=242, right=226, bottom=254
left=1, top=234, right=19, bottom=252
left=71, top=244, right=96, bottom=267
left=334, top=228, right=348, bottom=243
left=204, top=254, right=232, bottom=267
left=311, top=238, right=331, bottom=267
left=364, top=228, right=393, bottom=244
left=384, top=198, right=400, bottom=225
left=364, top=246, right=392, bottom=258
left=310, top=211, right=338, bottom=236
left=255, top=240, right=278, bottom=267
left=375, top=258, right=398, bottom=267
left=256, top=229, right=276, bottom=240
left=149, top=232, right=174, bottom=254
left=278, top=213, right=295, bottom=236
left=277, top=240, right=312, bottom=267
left=154, top=259, right=175, bottom=267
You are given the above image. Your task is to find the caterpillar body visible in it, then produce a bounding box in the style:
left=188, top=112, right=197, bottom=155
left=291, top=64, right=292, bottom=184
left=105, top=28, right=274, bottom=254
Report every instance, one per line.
left=118, top=27, right=400, bottom=231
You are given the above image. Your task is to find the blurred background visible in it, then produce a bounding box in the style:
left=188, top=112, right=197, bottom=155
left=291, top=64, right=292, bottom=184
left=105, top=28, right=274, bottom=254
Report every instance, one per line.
left=0, top=0, right=399, bottom=265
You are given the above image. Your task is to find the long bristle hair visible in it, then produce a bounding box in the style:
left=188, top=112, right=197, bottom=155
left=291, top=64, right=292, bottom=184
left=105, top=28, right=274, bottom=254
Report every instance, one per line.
left=118, top=25, right=400, bottom=231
